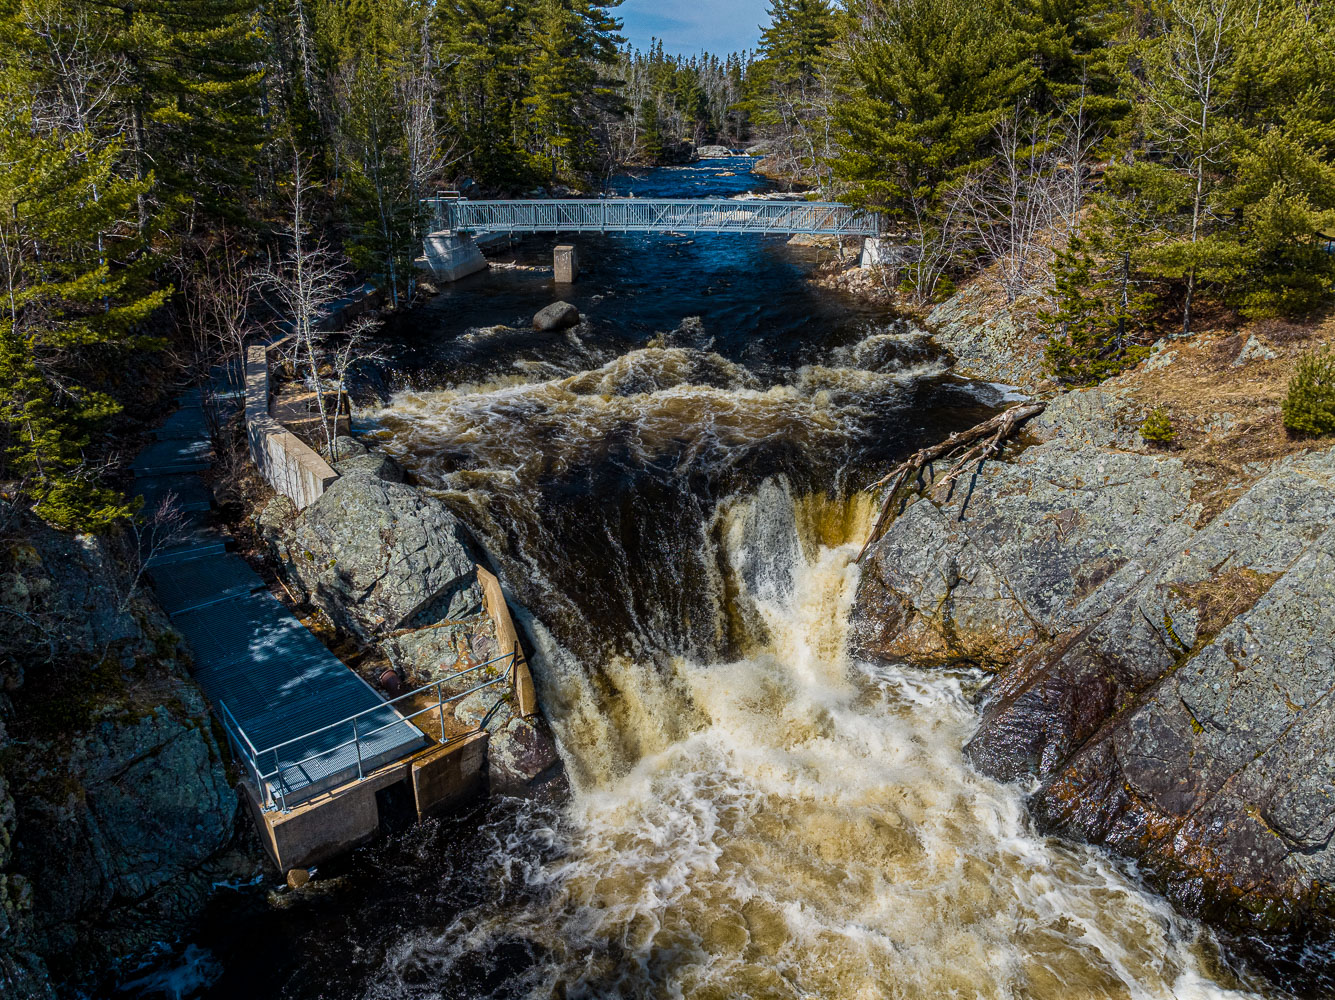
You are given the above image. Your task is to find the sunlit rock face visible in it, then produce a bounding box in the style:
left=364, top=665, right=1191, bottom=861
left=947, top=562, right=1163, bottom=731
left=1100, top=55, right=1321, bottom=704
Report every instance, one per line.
left=853, top=386, right=1335, bottom=988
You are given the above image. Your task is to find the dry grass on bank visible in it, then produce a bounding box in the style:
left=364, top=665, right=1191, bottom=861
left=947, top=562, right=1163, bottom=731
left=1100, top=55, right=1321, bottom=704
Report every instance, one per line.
left=1105, top=311, right=1335, bottom=521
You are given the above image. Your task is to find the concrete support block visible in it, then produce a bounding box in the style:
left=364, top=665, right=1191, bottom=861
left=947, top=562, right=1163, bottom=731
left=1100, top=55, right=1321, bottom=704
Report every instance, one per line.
left=245, top=778, right=380, bottom=874
left=412, top=731, right=489, bottom=821
left=244, top=344, right=339, bottom=510
left=476, top=565, right=539, bottom=718
left=422, top=232, right=488, bottom=282
left=860, top=238, right=885, bottom=270
left=554, top=244, right=579, bottom=284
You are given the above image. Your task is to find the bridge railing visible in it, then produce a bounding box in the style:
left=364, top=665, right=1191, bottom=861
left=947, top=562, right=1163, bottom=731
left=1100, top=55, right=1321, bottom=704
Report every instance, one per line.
left=220, top=650, right=517, bottom=812
left=426, top=198, right=881, bottom=237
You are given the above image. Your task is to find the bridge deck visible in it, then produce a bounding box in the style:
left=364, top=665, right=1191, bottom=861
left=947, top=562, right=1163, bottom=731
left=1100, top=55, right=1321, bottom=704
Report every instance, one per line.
left=428, top=198, right=880, bottom=237
left=135, top=386, right=425, bottom=810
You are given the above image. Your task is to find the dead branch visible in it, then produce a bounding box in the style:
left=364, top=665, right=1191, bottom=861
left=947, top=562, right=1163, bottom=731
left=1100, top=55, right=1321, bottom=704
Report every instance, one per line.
left=856, top=402, right=1046, bottom=562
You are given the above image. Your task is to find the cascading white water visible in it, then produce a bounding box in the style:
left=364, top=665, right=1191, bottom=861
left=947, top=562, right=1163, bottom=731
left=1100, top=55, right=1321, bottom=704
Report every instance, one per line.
left=371, top=476, right=1260, bottom=1000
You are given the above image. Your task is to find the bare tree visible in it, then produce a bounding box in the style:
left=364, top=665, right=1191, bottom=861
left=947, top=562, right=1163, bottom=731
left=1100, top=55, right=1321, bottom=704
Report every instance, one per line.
left=878, top=189, right=970, bottom=308
left=1141, top=0, right=1236, bottom=334
left=174, top=229, right=259, bottom=440
left=117, top=492, right=187, bottom=612
left=958, top=113, right=1061, bottom=303
left=257, top=147, right=350, bottom=461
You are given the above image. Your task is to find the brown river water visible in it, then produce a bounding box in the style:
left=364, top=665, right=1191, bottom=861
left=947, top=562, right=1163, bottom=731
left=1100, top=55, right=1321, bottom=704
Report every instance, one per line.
left=118, top=160, right=1278, bottom=1000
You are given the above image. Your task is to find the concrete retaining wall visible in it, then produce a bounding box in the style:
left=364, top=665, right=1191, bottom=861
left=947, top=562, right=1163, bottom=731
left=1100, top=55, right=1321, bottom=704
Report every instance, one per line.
left=245, top=344, right=339, bottom=510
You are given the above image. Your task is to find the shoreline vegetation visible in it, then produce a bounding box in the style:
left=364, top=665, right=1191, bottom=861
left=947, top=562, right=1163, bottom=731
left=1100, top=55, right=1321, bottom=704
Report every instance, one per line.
left=2, top=0, right=1335, bottom=996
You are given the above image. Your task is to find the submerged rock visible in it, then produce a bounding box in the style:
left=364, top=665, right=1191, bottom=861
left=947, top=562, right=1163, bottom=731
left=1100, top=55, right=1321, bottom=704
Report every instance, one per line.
left=533, top=301, right=581, bottom=332
left=852, top=389, right=1335, bottom=959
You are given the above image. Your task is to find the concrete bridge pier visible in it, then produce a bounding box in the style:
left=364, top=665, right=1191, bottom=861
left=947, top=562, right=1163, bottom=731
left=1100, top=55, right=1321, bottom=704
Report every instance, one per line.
left=421, top=232, right=488, bottom=282
left=554, top=244, right=578, bottom=283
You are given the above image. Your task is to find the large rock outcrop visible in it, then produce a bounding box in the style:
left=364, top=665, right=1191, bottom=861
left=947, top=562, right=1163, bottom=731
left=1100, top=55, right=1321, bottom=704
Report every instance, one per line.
left=0, top=520, right=240, bottom=994
left=852, top=388, right=1335, bottom=981
left=282, top=470, right=485, bottom=642
left=925, top=284, right=1047, bottom=388
left=262, top=462, right=566, bottom=798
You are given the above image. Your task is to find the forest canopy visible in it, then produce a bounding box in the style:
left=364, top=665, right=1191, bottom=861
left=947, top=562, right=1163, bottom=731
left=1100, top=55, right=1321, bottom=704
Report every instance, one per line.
left=1, top=0, right=1334, bottom=530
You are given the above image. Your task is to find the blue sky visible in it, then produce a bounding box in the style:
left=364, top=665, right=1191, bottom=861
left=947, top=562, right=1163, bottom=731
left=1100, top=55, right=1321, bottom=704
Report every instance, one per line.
left=617, top=0, right=772, bottom=57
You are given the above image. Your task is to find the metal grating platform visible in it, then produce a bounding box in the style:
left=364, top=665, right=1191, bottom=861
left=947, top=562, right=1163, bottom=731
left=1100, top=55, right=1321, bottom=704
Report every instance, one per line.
left=132, top=436, right=213, bottom=476
left=133, top=382, right=427, bottom=809
left=153, top=405, right=211, bottom=442
left=149, top=553, right=266, bottom=615
left=135, top=473, right=214, bottom=514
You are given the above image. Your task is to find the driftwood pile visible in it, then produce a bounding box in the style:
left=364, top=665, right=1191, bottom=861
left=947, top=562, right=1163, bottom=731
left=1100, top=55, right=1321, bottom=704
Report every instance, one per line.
left=856, top=402, right=1046, bottom=562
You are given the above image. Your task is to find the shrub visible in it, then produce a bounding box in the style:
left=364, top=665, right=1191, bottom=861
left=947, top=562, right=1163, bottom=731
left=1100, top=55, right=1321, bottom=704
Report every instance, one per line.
left=1140, top=406, right=1176, bottom=445
left=1282, top=349, right=1335, bottom=437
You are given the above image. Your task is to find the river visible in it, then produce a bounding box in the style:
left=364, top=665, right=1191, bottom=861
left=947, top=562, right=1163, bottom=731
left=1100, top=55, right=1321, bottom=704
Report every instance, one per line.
left=123, top=160, right=1272, bottom=1000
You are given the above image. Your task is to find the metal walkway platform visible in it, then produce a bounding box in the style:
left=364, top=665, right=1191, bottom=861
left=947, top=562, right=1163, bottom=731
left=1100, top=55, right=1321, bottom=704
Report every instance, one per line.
left=426, top=197, right=881, bottom=237
left=132, top=377, right=426, bottom=810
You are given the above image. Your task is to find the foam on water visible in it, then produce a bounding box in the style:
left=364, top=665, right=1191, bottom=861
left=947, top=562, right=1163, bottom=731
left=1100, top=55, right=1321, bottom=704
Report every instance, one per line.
left=366, top=477, right=1259, bottom=999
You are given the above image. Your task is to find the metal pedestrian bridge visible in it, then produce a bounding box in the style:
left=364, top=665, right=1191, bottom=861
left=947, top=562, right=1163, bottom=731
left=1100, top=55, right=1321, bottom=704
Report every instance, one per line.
left=426, top=197, right=881, bottom=238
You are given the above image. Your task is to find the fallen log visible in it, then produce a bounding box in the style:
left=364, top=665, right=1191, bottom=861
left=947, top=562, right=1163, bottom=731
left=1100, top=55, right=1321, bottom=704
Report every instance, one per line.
left=856, top=402, right=1046, bottom=562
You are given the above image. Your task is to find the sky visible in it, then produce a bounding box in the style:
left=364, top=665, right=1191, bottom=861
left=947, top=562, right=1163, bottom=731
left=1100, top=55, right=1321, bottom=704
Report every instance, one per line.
left=617, top=0, right=772, bottom=57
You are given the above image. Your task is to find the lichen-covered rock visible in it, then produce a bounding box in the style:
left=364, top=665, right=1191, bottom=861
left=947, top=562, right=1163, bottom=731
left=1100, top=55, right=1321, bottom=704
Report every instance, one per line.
left=925, top=284, right=1046, bottom=387
left=0, top=519, right=238, bottom=995
left=851, top=436, right=1200, bottom=667
left=333, top=451, right=404, bottom=482
left=852, top=391, right=1335, bottom=965
left=14, top=699, right=236, bottom=959
left=288, top=471, right=484, bottom=638
left=385, top=617, right=500, bottom=686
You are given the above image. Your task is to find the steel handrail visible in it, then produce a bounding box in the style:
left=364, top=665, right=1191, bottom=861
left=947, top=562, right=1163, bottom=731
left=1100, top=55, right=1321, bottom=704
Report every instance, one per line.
left=423, top=197, right=882, bottom=237
left=233, top=651, right=514, bottom=764
left=257, top=664, right=515, bottom=810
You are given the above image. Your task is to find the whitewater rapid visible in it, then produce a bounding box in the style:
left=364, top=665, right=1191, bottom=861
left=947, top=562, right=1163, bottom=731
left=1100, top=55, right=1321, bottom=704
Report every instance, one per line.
left=360, top=472, right=1257, bottom=999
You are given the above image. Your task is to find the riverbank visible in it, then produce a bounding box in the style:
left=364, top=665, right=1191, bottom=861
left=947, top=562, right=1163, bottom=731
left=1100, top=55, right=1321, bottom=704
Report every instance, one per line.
left=852, top=306, right=1335, bottom=994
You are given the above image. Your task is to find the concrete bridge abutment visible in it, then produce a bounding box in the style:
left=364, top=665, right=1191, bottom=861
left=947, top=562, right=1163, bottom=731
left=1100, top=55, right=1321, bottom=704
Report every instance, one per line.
left=420, top=232, right=488, bottom=282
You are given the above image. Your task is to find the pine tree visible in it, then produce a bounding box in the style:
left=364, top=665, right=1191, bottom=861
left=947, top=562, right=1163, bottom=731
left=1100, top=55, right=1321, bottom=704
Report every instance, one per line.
left=1041, top=238, right=1150, bottom=385
left=760, top=0, right=837, bottom=83
left=831, top=0, right=1040, bottom=218
left=0, top=97, right=166, bottom=529
left=638, top=97, right=664, bottom=162
left=112, top=0, right=266, bottom=229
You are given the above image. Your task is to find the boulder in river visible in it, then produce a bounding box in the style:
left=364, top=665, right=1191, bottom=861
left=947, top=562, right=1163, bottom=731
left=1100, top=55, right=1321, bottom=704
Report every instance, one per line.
left=287, top=471, right=484, bottom=638
left=852, top=388, right=1335, bottom=964
left=697, top=145, right=733, bottom=158
left=533, top=301, right=580, bottom=332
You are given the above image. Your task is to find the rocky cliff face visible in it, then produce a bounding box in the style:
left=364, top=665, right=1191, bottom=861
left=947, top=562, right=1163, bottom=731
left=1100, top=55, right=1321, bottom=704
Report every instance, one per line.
left=0, top=519, right=240, bottom=996
left=852, top=385, right=1335, bottom=988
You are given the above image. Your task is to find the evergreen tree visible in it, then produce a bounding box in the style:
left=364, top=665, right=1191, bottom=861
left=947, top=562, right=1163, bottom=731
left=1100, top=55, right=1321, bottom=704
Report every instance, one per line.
left=1041, top=237, right=1150, bottom=385
left=744, top=0, right=839, bottom=187
left=111, top=0, right=266, bottom=229
left=831, top=0, right=1040, bottom=218
left=0, top=78, right=166, bottom=529
left=756, top=0, right=837, bottom=86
